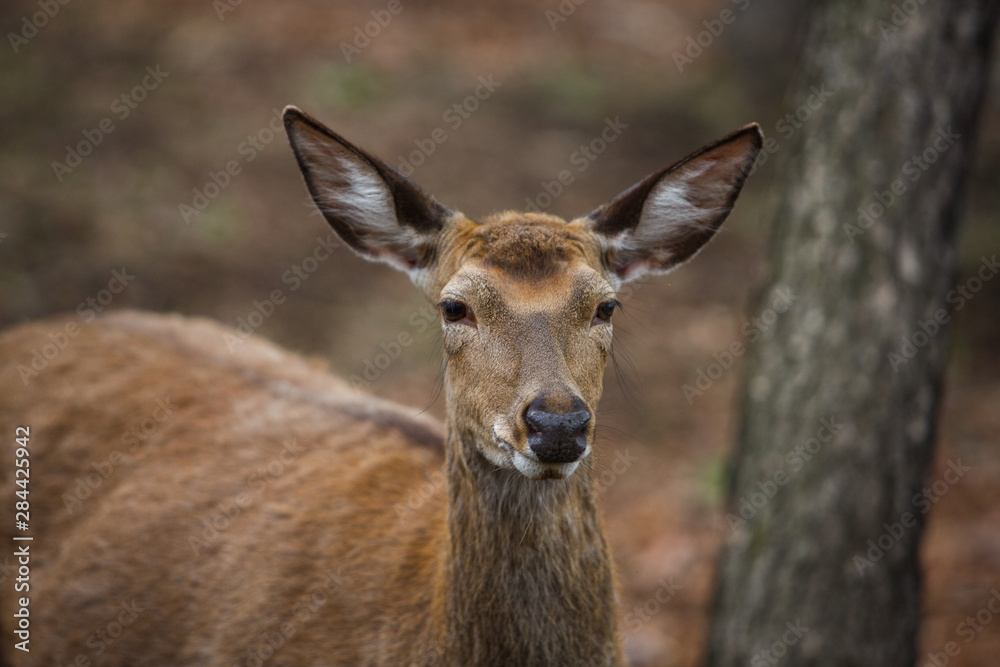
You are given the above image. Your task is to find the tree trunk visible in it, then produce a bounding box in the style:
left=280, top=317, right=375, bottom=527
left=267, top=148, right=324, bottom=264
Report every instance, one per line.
left=705, top=1, right=999, bottom=665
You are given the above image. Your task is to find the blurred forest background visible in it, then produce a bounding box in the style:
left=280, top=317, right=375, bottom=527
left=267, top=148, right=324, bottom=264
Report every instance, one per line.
left=1, top=1, right=998, bottom=664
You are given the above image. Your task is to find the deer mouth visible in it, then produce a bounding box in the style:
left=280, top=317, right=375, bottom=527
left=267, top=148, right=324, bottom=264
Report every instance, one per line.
left=513, top=449, right=581, bottom=480
left=493, top=428, right=584, bottom=480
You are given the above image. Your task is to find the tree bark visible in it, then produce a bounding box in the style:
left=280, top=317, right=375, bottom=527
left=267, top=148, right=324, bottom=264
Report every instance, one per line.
left=705, top=1, right=999, bottom=665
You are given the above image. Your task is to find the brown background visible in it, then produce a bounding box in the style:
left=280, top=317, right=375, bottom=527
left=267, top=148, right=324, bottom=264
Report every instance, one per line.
left=1, top=1, right=998, bottom=664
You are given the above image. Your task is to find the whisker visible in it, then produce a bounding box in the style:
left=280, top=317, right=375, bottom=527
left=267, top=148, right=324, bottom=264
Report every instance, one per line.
left=609, top=329, right=644, bottom=409
left=418, top=339, right=447, bottom=416
left=519, top=506, right=535, bottom=545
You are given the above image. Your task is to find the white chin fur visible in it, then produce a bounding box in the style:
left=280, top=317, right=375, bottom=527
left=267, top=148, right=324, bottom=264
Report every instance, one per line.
left=512, top=450, right=580, bottom=479
left=491, top=428, right=584, bottom=479
left=481, top=441, right=514, bottom=469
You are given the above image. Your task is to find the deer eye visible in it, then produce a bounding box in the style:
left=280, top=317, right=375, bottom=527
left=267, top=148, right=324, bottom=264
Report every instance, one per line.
left=440, top=299, right=470, bottom=323
left=593, top=300, right=617, bottom=325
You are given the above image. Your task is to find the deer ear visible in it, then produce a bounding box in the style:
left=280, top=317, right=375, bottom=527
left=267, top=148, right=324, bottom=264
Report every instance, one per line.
left=283, top=106, right=453, bottom=281
left=586, top=124, right=762, bottom=284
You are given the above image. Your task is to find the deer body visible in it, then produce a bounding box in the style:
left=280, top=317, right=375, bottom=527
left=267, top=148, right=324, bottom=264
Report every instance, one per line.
left=0, top=109, right=760, bottom=665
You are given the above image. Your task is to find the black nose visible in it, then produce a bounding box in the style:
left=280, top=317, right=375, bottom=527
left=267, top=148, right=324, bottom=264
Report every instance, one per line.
left=523, top=396, right=590, bottom=464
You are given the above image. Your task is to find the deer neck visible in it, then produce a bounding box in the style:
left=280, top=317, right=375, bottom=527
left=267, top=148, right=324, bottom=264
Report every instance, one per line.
left=433, top=428, right=623, bottom=665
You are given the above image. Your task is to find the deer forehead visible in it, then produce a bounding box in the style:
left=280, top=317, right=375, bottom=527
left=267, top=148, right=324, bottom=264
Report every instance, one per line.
left=437, top=214, right=614, bottom=315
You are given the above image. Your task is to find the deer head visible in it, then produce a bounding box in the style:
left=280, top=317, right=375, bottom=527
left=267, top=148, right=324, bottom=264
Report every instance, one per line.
left=284, top=107, right=761, bottom=480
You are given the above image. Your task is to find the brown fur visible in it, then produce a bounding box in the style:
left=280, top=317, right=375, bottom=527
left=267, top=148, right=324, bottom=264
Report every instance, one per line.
left=0, top=111, right=762, bottom=665
left=1, top=313, right=456, bottom=664
left=474, top=212, right=587, bottom=280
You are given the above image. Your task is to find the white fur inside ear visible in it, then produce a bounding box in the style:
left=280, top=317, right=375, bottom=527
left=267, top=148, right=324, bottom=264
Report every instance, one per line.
left=321, top=154, right=399, bottom=236
left=300, top=134, right=398, bottom=237
left=298, top=133, right=427, bottom=278
left=606, top=157, right=735, bottom=282
left=636, top=160, right=722, bottom=243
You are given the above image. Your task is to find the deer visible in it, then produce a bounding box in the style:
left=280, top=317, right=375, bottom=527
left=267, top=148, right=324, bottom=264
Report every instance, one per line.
left=0, top=107, right=761, bottom=666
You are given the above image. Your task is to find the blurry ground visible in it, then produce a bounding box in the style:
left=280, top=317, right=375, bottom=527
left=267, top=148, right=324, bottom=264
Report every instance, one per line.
left=1, top=1, right=998, bottom=665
